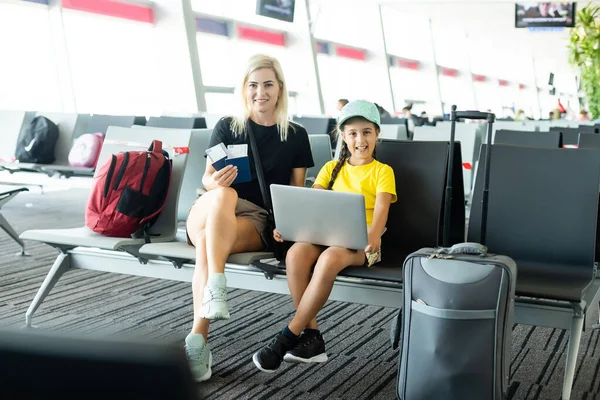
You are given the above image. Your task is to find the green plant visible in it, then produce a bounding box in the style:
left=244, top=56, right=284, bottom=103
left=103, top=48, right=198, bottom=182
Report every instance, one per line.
left=568, top=5, right=600, bottom=119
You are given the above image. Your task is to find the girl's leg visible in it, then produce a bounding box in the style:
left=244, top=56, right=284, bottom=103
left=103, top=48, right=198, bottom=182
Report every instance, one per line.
left=288, top=247, right=365, bottom=335
left=252, top=247, right=364, bottom=373
left=285, top=243, right=324, bottom=330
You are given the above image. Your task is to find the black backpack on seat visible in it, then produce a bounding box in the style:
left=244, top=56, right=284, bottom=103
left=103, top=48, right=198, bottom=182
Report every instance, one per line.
left=15, top=116, right=59, bottom=164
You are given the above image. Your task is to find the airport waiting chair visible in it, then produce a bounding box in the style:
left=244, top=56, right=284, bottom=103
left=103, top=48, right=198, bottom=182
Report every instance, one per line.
left=37, top=112, right=90, bottom=169
left=130, top=124, right=214, bottom=224
left=0, top=110, right=35, bottom=162
left=71, top=114, right=146, bottom=141
left=306, top=134, right=332, bottom=185
left=130, top=125, right=213, bottom=224
left=42, top=114, right=147, bottom=178
left=578, top=133, right=600, bottom=149
left=0, top=113, right=89, bottom=175
left=201, top=113, right=224, bottom=129
left=551, top=125, right=598, bottom=135
left=0, top=186, right=29, bottom=255
left=337, top=140, right=465, bottom=282
left=379, top=124, right=409, bottom=140
left=147, top=116, right=206, bottom=129
left=20, top=126, right=192, bottom=327
left=468, top=144, right=600, bottom=400
left=380, top=116, right=408, bottom=126
left=494, top=129, right=561, bottom=148
left=413, top=123, right=482, bottom=197
left=177, top=129, right=212, bottom=222
left=561, top=131, right=580, bottom=146
left=549, top=127, right=582, bottom=146
left=252, top=140, right=466, bottom=286
left=0, top=328, right=200, bottom=400
left=292, top=116, right=332, bottom=135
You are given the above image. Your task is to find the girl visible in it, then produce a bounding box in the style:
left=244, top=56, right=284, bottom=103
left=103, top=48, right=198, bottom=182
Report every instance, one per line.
left=253, top=100, right=397, bottom=373
left=184, top=54, right=314, bottom=381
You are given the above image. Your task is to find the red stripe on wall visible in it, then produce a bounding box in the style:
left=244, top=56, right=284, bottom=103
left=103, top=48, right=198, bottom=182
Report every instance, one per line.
left=397, top=58, right=420, bottom=70
left=440, top=67, right=458, bottom=77
left=61, top=0, right=153, bottom=23
left=336, top=46, right=366, bottom=61
left=237, top=26, right=286, bottom=46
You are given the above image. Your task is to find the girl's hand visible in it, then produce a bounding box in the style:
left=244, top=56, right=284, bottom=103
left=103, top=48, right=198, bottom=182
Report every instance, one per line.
left=365, top=232, right=381, bottom=254
left=273, top=229, right=284, bottom=243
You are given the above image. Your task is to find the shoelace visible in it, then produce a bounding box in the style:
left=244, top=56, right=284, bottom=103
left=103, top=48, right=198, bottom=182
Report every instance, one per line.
left=299, top=334, right=319, bottom=348
left=185, top=345, right=206, bottom=361
left=206, top=285, right=227, bottom=301
left=266, top=335, right=291, bottom=357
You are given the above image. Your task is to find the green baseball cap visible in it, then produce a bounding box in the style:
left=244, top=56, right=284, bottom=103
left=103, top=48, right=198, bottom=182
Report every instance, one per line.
left=337, top=100, right=381, bottom=129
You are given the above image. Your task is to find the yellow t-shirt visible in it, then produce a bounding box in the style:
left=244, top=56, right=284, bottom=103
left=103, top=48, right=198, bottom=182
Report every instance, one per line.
left=313, top=159, right=397, bottom=226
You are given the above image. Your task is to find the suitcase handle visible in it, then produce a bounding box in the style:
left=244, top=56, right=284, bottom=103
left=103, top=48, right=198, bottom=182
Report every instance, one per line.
left=436, top=242, right=488, bottom=256
left=452, top=111, right=495, bottom=123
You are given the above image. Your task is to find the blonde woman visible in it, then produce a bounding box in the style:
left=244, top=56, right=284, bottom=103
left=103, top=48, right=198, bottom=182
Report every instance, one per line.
left=184, top=54, right=314, bottom=381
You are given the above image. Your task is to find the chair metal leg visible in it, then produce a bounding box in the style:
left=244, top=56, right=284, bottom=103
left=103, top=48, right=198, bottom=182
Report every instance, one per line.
left=562, top=308, right=584, bottom=400
left=25, top=252, right=71, bottom=327
left=593, top=301, right=600, bottom=329
left=0, top=213, right=27, bottom=254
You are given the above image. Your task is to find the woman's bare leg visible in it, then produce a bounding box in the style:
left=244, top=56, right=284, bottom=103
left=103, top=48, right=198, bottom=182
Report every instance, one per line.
left=186, top=187, right=264, bottom=323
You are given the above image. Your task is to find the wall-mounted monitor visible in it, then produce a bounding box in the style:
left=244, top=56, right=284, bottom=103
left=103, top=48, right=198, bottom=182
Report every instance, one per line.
left=256, top=0, right=296, bottom=23
left=515, top=2, right=576, bottom=28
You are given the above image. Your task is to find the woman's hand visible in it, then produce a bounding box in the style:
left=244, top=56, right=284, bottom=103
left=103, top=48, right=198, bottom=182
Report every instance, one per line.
left=211, top=165, right=238, bottom=188
left=365, top=232, right=381, bottom=254
left=273, top=229, right=284, bottom=243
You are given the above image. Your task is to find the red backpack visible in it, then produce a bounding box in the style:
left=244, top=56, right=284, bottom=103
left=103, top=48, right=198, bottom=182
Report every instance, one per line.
left=85, top=140, right=172, bottom=239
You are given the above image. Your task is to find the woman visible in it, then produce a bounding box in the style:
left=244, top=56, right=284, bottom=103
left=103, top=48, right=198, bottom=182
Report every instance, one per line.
left=184, top=54, right=314, bottom=381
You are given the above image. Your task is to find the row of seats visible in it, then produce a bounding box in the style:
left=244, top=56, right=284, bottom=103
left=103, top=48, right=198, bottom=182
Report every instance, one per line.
left=16, top=123, right=600, bottom=399
left=0, top=111, right=209, bottom=178
left=0, top=110, right=410, bottom=184
left=413, top=122, right=484, bottom=197
left=495, top=129, right=600, bottom=149
left=412, top=120, right=600, bottom=198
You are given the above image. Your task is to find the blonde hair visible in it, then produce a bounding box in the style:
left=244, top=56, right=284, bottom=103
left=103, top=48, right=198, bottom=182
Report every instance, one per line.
left=231, top=54, right=292, bottom=141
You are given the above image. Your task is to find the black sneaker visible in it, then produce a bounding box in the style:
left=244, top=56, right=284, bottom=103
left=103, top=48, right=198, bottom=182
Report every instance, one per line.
left=252, top=333, right=297, bottom=373
left=283, top=330, right=328, bottom=364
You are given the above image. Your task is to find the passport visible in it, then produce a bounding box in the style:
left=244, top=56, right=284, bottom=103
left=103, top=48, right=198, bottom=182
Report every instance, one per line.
left=205, top=143, right=251, bottom=185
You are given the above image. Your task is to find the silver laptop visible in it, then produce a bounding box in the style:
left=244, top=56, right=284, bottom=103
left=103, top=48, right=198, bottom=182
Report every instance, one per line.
left=270, top=184, right=368, bottom=250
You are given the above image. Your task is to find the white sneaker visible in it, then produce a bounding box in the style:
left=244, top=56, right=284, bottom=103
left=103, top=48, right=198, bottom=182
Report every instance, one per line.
left=185, top=333, right=212, bottom=382
left=199, top=274, right=230, bottom=320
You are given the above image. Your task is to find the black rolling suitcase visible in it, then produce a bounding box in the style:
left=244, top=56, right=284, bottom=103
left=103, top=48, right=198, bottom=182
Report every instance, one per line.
left=391, top=111, right=517, bottom=400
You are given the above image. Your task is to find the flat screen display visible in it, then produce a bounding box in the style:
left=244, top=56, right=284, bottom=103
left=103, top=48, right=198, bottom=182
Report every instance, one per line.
left=515, top=2, right=576, bottom=28
left=256, top=0, right=296, bottom=23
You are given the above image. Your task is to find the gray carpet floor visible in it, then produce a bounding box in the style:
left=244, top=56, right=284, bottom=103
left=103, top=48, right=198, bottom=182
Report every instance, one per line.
left=1, top=186, right=600, bottom=399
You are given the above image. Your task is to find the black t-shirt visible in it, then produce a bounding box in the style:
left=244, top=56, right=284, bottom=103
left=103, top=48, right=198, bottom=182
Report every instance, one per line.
left=208, top=117, right=314, bottom=209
